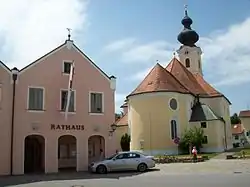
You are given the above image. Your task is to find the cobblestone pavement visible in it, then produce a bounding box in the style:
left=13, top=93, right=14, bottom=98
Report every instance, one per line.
left=147, top=159, right=250, bottom=175
left=0, top=159, right=249, bottom=187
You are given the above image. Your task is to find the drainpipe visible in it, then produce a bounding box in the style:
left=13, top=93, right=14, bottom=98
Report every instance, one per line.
left=221, top=117, right=227, bottom=151
left=10, top=67, right=19, bottom=175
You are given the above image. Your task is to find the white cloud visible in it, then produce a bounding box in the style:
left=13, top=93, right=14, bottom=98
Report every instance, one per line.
left=0, top=0, right=89, bottom=69
left=105, top=16, right=250, bottom=86
left=103, top=38, right=136, bottom=52
left=105, top=39, right=177, bottom=64
left=115, top=93, right=127, bottom=113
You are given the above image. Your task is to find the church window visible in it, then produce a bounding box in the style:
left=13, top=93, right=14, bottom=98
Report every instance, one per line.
left=185, top=51, right=189, bottom=55
left=198, top=60, right=201, bottom=69
left=201, top=122, right=207, bottom=128
left=202, top=136, right=208, bottom=144
left=185, top=58, right=190, bottom=68
left=169, top=98, right=178, bottom=110
left=170, top=120, right=177, bottom=139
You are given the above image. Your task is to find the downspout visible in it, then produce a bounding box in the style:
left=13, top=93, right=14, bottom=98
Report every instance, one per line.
left=10, top=67, right=18, bottom=175
left=221, top=117, right=227, bottom=151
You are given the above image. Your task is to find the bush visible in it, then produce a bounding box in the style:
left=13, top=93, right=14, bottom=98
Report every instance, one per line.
left=120, top=133, right=130, bottom=151
left=178, top=127, right=205, bottom=153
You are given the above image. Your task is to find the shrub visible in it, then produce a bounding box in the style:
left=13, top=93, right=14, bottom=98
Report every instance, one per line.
left=120, top=133, right=130, bottom=151
left=178, top=127, right=205, bottom=153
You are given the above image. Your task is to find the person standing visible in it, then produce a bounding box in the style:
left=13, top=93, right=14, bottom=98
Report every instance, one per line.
left=192, top=146, right=198, bottom=163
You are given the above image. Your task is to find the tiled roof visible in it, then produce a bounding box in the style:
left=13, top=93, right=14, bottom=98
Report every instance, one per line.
left=193, top=73, right=222, bottom=97
left=166, top=58, right=222, bottom=97
left=115, top=113, right=128, bottom=126
left=239, top=110, right=250, bottom=118
left=166, top=58, right=207, bottom=95
left=231, top=124, right=244, bottom=135
left=127, top=63, right=190, bottom=97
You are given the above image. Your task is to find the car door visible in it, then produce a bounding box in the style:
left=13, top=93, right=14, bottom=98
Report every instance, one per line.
left=126, top=153, right=141, bottom=170
left=108, top=153, right=129, bottom=171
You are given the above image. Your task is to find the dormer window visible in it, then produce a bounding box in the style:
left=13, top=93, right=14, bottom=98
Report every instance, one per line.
left=185, top=58, right=190, bottom=68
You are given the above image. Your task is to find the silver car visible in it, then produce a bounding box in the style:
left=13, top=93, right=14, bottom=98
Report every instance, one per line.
left=89, top=151, right=156, bottom=174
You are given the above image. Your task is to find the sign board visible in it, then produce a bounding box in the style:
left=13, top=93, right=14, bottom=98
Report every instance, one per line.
left=51, top=124, right=84, bottom=130
left=174, top=137, right=180, bottom=145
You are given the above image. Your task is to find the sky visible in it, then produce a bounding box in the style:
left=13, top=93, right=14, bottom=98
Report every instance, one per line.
left=0, top=0, right=250, bottom=115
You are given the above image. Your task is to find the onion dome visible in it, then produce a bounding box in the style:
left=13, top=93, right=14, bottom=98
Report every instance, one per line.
left=177, top=8, right=199, bottom=47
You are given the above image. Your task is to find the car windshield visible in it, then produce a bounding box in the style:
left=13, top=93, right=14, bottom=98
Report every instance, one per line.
left=106, top=153, right=117, bottom=160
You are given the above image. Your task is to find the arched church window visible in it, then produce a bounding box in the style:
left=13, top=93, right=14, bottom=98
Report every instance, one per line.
left=185, top=58, right=190, bottom=68
left=170, top=120, right=177, bottom=140
left=185, top=51, right=189, bottom=55
left=198, top=60, right=201, bottom=69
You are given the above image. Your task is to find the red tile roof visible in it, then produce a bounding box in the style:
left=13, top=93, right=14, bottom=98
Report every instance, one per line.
left=193, top=73, right=222, bottom=97
left=115, top=113, right=128, bottom=126
left=166, top=58, right=222, bottom=97
left=231, top=124, right=244, bottom=134
left=166, top=58, right=207, bottom=95
left=126, top=58, right=230, bottom=104
left=127, top=63, right=190, bottom=97
left=239, top=110, right=250, bottom=118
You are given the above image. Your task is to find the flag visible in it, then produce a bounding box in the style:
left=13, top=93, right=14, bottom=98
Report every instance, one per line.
left=65, top=61, right=75, bottom=120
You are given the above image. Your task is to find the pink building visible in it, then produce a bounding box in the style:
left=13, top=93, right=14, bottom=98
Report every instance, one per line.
left=0, top=37, right=117, bottom=175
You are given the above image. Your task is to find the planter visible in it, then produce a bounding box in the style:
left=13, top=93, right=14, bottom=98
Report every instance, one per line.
left=154, top=156, right=205, bottom=164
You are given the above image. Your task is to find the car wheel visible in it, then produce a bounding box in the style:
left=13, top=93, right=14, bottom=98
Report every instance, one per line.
left=96, top=165, right=107, bottom=174
left=137, top=163, right=147, bottom=172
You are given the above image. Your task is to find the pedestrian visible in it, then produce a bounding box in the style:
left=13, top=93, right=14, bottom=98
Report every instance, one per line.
left=192, top=146, right=197, bottom=163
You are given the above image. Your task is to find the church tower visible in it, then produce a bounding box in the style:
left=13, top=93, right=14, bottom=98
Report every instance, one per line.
left=176, top=6, right=203, bottom=76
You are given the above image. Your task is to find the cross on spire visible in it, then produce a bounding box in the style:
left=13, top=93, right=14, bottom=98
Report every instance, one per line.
left=184, top=4, right=188, bottom=16
left=66, top=28, right=72, bottom=40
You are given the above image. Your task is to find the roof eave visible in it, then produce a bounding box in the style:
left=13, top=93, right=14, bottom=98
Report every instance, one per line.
left=126, top=90, right=193, bottom=99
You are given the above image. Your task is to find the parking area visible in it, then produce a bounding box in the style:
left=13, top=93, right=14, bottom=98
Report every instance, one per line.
left=0, top=159, right=250, bottom=187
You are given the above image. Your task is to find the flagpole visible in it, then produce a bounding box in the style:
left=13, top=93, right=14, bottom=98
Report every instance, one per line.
left=65, top=61, right=75, bottom=120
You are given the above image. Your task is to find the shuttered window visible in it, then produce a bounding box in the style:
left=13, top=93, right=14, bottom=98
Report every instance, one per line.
left=90, top=93, right=103, bottom=113
left=61, top=90, right=75, bottom=112
left=28, top=88, right=44, bottom=110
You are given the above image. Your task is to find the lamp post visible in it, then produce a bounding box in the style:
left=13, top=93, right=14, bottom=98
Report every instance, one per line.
left=109, top=123, right=117, bottom=137
left=10, top=67, right=18, bottom=175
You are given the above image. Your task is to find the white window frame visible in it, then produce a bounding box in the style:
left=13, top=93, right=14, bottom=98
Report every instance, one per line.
left=62, top=60, right=73, bottom=75
left=89, top=91, right=104, bottom=115
left=168, top=97, right=178, bottom=111
left=27, top=86, right=45, bottom=112
left=169, top=117, right=180, bottom=140
left=60, top=89, right=76, bottom=114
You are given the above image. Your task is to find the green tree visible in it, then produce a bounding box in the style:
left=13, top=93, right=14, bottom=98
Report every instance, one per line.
left=178, top=126, right=205, bottom=154
left=230, top=113, right=241, bottom=124
left=120, top=133, right=130, bottom=151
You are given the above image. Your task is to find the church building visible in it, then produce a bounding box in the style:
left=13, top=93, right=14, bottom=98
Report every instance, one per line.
left=119, top=8, right=233, bottom=155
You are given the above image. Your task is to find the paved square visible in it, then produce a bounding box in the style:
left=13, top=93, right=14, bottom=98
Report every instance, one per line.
left=0, top=160, right=249, bottom=187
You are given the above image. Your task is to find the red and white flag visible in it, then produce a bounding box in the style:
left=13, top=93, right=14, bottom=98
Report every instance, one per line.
left=65, top=61, right=75, bottom=120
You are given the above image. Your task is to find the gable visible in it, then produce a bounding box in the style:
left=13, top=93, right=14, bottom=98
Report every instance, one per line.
left=72, top=44, right=111, bottom=81
left=0, top=61, right=11, bottom=74
left=18, top=41, right=112, bottom=81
